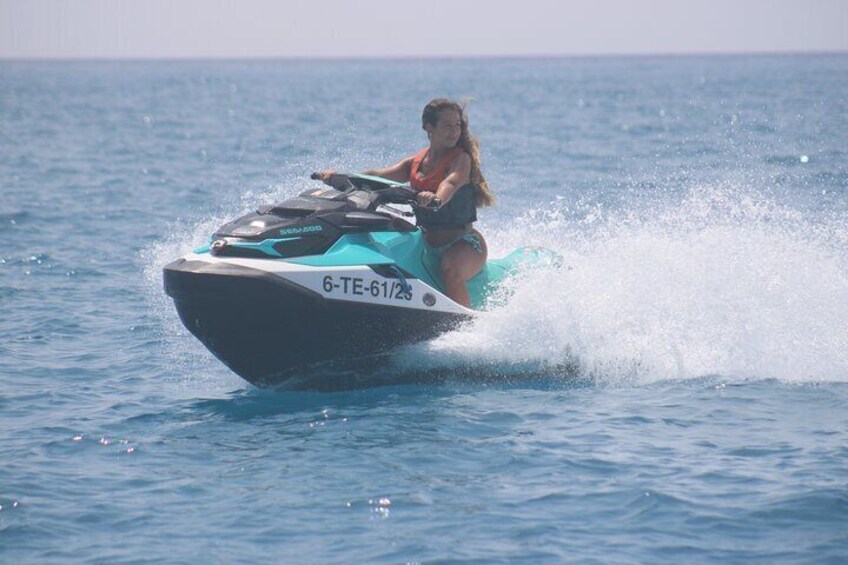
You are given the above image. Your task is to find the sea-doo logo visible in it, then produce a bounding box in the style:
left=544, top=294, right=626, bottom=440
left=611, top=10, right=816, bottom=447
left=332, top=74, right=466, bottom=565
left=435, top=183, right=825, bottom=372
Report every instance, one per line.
left=279, top=225, right=323, bottom=236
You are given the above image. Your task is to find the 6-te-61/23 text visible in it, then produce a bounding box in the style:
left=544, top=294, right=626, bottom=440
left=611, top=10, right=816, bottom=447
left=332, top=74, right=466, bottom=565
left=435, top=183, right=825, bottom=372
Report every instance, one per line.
left=322, top=275, right=412, bottom=301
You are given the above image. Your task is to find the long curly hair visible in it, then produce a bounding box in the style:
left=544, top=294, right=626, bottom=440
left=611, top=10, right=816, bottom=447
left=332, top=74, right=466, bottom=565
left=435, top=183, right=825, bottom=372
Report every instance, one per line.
left=421, top=98, right=495, bottom=207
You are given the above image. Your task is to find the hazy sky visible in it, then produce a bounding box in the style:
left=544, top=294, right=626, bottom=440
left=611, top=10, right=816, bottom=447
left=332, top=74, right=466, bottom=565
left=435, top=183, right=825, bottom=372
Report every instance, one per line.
left=1, top=0, right=846, bottom=59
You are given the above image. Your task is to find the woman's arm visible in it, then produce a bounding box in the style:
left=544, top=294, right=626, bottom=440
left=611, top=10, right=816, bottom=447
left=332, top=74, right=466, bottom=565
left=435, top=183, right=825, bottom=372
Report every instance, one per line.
left=419, top=152, right=471, bottom=206
left=363, top=156, right=414, bottom=183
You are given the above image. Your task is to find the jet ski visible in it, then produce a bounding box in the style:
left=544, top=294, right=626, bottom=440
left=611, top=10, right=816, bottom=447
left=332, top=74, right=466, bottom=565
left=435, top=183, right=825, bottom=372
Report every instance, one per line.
left=163, top=173, right=560, bottom=387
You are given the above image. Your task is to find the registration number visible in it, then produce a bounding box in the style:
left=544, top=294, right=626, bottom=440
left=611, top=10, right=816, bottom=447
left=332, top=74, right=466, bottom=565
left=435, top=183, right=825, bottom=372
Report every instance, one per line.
left=322, top=275, right=412, bottom=301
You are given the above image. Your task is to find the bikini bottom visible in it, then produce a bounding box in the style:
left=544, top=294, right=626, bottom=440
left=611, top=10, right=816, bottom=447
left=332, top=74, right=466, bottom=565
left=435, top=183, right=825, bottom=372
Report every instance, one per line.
left=425, top=231, right=485, bottom=260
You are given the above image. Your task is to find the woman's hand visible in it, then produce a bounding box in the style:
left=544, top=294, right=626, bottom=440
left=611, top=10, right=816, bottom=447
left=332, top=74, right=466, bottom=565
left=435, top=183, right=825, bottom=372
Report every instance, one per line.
left=416, top=191, right=440, bottom=208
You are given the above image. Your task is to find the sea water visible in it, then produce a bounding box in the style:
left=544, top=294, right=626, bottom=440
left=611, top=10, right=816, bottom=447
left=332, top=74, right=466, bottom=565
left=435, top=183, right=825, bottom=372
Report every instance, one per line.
left=1, top=56, right=847, bottom=563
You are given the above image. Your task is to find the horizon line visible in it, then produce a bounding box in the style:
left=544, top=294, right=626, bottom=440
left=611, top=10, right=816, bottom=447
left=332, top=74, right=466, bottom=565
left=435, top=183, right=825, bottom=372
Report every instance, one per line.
left=1, top=48, right=846, bottom=64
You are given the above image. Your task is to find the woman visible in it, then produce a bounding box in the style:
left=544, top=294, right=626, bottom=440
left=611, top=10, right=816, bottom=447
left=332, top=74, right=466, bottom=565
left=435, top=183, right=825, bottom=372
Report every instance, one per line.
left=320, top=98, right=495, bottom=308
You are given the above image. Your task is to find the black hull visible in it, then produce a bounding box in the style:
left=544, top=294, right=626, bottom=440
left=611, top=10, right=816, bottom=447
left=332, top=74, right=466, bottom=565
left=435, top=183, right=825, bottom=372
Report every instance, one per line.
left=163, top=259, right=467, bottom=388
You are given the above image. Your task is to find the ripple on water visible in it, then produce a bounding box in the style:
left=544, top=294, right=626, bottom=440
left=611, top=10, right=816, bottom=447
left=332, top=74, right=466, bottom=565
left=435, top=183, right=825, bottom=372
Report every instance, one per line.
left=0, top=211, right=31, bottom=228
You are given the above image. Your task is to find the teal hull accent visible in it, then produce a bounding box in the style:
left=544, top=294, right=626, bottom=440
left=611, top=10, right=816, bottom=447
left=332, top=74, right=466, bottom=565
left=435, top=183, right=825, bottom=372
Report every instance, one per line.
left=466, top=246, right=563, bottom=309
left=289, top=231, right=443, bottom=290
left=290, top=231, right=562, bottom=310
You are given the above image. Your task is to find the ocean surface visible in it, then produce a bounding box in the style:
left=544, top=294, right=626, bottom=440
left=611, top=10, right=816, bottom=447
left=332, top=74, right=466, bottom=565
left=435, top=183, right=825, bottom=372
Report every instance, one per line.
left=2, top=55, right=847, bottom=563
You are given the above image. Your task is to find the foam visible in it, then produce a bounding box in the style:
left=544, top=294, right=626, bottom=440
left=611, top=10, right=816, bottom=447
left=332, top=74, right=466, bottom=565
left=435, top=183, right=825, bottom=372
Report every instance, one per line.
left=419, top=183, right=848, bottom=384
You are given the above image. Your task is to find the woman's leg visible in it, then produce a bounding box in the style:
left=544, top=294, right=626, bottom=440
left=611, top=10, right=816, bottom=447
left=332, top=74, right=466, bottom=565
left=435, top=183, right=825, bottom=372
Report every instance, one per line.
left=440, top=231, right=488, bottom=308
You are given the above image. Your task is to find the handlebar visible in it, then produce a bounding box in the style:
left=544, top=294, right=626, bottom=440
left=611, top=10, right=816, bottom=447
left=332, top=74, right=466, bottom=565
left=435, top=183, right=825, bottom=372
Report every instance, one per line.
left=310, top=172, right=440, bottom=210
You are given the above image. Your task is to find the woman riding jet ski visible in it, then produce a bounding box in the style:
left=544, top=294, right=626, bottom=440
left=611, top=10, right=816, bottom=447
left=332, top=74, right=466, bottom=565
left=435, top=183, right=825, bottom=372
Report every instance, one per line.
left=318, top=98, right=495, bottom=308
left=163, top=100, right=560, bottom=388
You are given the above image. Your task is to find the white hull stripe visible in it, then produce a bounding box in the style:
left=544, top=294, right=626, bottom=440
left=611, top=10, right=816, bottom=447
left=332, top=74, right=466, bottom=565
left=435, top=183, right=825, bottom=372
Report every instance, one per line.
left=182, top=253, right=474, bottom=315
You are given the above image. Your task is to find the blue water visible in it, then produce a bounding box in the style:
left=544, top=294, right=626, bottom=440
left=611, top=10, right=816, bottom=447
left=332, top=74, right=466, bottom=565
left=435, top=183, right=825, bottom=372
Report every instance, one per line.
left=2, top=55, right=847, bottom=563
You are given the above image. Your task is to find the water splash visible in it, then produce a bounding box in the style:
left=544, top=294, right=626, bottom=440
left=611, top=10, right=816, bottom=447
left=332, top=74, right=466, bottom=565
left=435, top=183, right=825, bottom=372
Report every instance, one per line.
left=421, top=182, right=848, bottom=384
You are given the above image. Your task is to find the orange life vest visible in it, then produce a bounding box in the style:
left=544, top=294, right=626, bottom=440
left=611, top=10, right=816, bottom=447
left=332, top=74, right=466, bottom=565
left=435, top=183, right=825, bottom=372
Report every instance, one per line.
left=409, top=146, right=463, bottom=192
